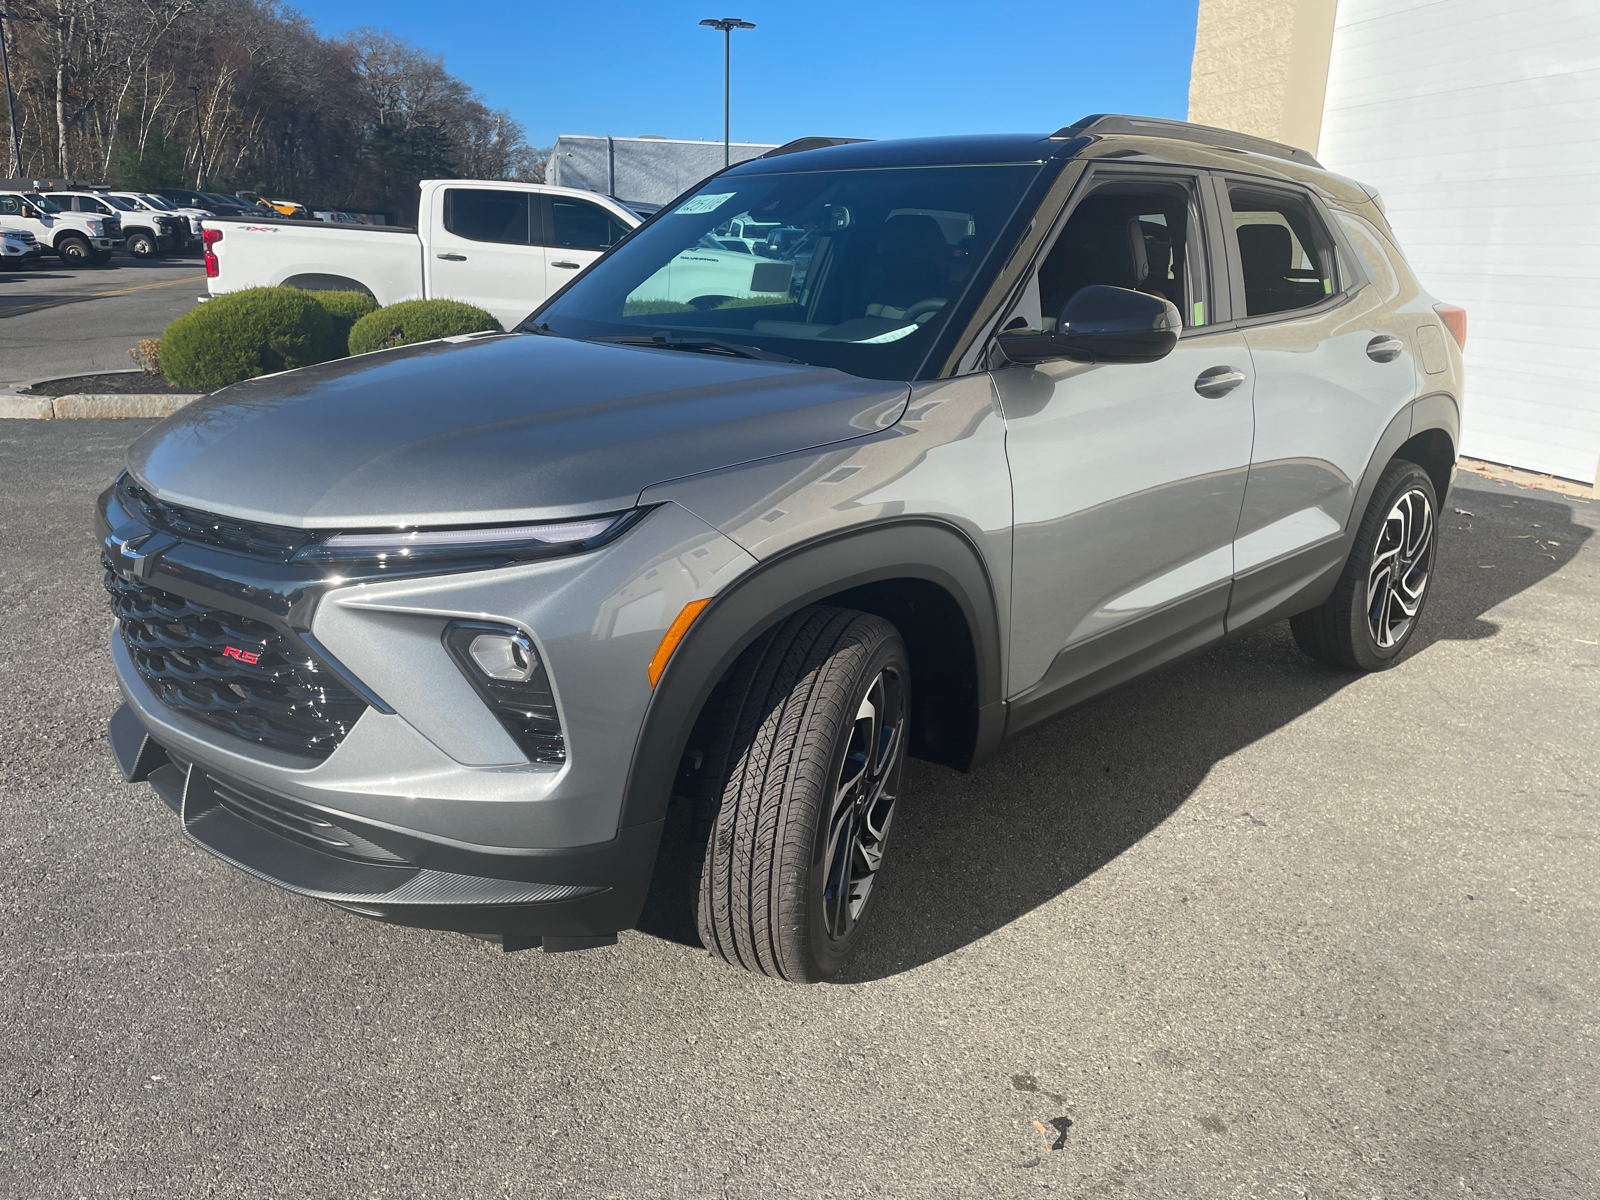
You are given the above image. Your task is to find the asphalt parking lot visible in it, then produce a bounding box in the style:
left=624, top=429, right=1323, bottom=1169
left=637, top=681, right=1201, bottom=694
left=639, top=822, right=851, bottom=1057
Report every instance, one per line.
left=0, top=257, right=205, bottom=389
left=1, top=420, right=1595, bottom=1199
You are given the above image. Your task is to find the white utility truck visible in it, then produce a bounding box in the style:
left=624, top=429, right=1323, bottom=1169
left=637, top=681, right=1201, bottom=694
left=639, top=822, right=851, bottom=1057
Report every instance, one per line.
left=0, top=190, right=124, bottom=265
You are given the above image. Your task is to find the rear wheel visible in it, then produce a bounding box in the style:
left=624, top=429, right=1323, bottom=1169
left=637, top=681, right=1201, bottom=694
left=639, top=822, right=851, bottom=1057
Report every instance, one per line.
left=1291, top=459, right=1438, bottom=670
left=691, top=606, right=909, bottom=982
left=56, top=235, right=92, bottom=267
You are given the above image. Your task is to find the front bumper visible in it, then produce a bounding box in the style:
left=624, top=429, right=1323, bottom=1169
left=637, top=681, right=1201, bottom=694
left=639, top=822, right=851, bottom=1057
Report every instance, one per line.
left=97, top=482, right=756, bottom=943
left=109, top=703, right=659, bottom=945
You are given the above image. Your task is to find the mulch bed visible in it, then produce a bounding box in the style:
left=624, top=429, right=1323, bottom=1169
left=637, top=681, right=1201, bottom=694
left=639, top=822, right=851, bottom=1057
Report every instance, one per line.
left=23, top=372, right=206, bottom=397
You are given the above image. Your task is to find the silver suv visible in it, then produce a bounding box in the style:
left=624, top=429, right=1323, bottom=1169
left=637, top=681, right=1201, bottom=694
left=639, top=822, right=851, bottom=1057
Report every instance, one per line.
left=98, top=116, right=1464, bottom=982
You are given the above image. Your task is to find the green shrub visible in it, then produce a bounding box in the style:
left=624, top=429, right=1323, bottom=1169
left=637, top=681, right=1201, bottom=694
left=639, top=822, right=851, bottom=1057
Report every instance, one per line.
left=160, top=287, right=342, bottom=390
left=347, top=299, right=503, bottom=356
left=308, top=289, right=379, bottom=345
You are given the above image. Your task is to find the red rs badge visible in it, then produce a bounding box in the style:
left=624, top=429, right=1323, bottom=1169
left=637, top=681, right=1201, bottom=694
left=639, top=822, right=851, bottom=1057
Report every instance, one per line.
left=222, top=646, right=261, bottom=664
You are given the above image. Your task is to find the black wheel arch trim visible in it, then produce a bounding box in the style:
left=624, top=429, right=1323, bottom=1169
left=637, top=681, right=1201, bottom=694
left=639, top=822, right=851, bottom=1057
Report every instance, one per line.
left=618, top=518, right=1006, bottom=830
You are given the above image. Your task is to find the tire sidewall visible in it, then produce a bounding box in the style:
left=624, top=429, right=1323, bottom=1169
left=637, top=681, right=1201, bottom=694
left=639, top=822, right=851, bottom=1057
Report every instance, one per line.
left=128, top=232, right=155, bottom=257
left=57, top=237, right=90, bottom=266
left=800, top=631, right=910, bottom=980
left=1344, top=462, right=1438, bottom=670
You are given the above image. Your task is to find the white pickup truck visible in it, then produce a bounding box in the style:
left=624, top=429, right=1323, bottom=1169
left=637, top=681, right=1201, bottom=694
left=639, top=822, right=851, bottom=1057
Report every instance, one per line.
left=0, top=190, right=124, bottom=265
left=204, top=180, right=645, bottom=330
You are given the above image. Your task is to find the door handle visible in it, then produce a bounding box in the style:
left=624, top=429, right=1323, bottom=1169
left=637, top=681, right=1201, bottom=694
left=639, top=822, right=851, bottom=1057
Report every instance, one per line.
left=436, top=252, right=466, bottom=261
left=1366, top=334, right=1404, bottom=363
left=551, top=260, right=581, bottom=269
left=1194, top=366, right=1246, bottom=398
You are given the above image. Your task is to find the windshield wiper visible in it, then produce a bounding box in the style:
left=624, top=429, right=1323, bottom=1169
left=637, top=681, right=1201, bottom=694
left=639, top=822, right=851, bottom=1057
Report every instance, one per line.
left=586, top=332, right=798, bottom=364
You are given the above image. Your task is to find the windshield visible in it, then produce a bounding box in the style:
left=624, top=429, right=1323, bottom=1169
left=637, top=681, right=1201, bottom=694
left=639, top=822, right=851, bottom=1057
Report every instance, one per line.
left=532, top=164, right=1037, bottom=380
left=140, top=195, right=174, bottom=210
left=25, top=193, right=62, bottom=214
left=98, top=195, right=136, bottom=211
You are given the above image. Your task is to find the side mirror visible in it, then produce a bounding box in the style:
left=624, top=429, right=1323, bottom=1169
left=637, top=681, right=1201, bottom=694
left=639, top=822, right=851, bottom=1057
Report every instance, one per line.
left=996, top=284, right=1181, bottom=365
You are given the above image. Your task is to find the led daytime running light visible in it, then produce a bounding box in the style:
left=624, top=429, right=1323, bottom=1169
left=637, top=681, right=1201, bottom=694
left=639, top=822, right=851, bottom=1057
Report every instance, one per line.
left=292, top=515, right=624, bottom=563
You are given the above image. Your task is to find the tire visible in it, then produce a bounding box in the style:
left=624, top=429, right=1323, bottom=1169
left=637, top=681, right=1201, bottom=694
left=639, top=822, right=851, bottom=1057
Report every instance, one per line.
left=1291, top=459, right=1439, bottom=671
left=126, top=231, right=157, bottom=258
left=56, top=235, right=92, bottom=267
left=90, top=249, right=113, bottom=265
left=691, top=605, right=910, bottom=982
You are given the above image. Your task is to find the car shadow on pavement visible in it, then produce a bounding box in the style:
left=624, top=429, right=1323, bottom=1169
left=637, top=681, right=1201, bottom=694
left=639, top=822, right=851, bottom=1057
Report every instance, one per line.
left=636, top=482, right=1593, bottom=978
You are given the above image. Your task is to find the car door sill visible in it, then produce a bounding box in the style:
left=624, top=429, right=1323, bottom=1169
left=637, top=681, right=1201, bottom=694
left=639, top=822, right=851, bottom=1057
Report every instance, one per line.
left=1004, top=582, right=1231, bottom=741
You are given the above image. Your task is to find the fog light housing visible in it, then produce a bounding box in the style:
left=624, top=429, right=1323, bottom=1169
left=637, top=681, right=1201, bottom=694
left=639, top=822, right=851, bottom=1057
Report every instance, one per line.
left=443, top=620, right=565, bottom=763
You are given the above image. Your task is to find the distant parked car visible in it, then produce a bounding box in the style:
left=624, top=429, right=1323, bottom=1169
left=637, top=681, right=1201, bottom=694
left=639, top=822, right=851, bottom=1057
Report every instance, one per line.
left=151, top=188, right=256, bottom=217
left=202, top=179, right=642, bottom=330
left=0, top=226, right=43, bottom=268
left=312, top=209, right=360, bottom=225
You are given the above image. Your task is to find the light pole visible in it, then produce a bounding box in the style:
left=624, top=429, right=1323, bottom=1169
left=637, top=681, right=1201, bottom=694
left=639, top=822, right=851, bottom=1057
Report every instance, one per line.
left=188, top=84, right=208, bottom=189
left=699, top=17, right=754, bottom=167
left=0, top=9, right=22, bottom=178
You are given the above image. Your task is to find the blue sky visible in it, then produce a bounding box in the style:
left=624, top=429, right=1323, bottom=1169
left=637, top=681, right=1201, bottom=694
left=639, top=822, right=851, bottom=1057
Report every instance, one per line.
left=307, top=1, right=1202, bottom=149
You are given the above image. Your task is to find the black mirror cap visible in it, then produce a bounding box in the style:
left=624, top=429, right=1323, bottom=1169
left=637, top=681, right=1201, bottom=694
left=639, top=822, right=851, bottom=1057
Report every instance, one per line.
left=996, top=285, right=1181, bottom=365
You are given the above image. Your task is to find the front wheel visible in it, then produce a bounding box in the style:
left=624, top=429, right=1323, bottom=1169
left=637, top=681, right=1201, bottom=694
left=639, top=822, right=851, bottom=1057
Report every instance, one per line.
left=126, top=231, right=157, bottom=258
left=692, top=606, right=909, bottom=982
left=1291, top=459, right=1439, bottom=670
left=56, top=235, right=92, bottom=267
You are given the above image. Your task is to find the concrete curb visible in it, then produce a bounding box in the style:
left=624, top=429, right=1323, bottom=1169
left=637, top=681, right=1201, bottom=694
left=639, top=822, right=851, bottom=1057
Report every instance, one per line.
left=0, top=392, right=202, bottom=420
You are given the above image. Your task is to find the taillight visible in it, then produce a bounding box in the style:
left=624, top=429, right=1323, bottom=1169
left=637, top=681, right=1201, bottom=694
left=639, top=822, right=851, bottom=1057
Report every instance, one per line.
left=202, top=227, right=222, bottom=278
left=1434, top=303, right=1466, bottom=348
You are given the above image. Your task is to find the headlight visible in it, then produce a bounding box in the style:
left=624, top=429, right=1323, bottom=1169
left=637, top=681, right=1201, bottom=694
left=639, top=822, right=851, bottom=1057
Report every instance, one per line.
left=289, top=511, right=641, bottom=566
left=87, top=220, right=103, bottom=235
left=442, top=620, right=565, bottom=763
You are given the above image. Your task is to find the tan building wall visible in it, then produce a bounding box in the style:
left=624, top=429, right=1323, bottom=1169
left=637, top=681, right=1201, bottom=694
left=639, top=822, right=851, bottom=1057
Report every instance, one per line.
left=1187, top=0, right=1339, bottom=154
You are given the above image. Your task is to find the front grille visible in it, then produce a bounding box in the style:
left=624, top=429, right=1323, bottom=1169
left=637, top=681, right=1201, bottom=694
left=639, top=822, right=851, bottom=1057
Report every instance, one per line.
left=106, top=567, right=367, bottom=760
left=115, top=476, right=313, bottom=561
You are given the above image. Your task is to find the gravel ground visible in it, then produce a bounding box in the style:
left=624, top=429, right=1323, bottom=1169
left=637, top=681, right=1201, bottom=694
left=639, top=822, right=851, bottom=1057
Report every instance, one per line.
left=1, top=420, right=1595, bottom=1199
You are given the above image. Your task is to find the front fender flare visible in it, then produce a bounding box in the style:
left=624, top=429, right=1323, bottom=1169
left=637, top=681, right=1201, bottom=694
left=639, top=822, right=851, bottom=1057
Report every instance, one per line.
left=618, top=519, right=1005, bottom=830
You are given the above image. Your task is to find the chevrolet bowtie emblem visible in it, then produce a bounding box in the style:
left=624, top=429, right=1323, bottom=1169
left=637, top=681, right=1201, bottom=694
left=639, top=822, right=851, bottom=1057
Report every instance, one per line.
left=107, top=531, right=176, bottom=581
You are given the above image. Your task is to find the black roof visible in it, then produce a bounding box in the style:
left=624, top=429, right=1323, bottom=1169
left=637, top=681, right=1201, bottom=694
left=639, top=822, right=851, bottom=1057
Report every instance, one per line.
left=730, top=114, right=1321, bottom=175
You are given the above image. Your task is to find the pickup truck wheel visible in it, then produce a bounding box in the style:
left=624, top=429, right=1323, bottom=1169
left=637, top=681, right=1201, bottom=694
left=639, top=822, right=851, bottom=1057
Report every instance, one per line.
left=692, top=605, right=909, bottom=982
left=126, top=231, right=156, bottom=258
left=1291, top=459, right=1438, bottom=671
left=56, top=235, right=92, bottom=267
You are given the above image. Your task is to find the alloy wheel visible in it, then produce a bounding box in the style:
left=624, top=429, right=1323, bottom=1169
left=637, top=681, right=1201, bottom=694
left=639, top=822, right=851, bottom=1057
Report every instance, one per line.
left=821, top=665, right=906, bottom=942
left=1367, top=486, right=1434, bottom=649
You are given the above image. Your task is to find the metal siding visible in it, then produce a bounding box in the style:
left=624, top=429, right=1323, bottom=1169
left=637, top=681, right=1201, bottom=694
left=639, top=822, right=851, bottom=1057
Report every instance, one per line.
left=1318, top=0, right=1600, bottom=483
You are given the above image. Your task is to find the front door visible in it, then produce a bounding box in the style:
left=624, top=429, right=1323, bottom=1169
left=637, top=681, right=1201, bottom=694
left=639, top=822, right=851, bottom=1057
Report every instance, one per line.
left=426, top=185, right=548, bottom=330
left=995, top=169, right=1255, bottom=712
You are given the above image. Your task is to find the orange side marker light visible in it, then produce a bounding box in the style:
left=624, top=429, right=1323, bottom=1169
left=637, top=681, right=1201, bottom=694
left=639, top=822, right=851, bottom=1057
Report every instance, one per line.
left=647, top=598, right=711, bottom=688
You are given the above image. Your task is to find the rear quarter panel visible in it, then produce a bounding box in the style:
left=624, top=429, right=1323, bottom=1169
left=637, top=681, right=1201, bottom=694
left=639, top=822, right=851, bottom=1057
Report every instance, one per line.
left=205, top=219, right=425, bottom=305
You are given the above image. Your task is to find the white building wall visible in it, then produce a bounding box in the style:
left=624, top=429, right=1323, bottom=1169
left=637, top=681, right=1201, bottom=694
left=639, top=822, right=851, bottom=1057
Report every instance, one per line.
left=549, top=136, right=777, bottom=208
left=1319, top=0, right=1600, bottom=483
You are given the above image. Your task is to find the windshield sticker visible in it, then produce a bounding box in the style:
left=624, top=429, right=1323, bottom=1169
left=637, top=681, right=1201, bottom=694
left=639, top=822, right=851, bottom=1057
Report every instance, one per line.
left=675, top=192, right=736, bottom=215
left=854, top=324, right=919, bottom=345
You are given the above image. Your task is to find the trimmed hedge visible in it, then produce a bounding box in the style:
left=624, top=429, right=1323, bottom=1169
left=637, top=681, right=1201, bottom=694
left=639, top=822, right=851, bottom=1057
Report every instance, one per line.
left=311, top=289, right=380, bottom=345
left=347, top=298, right=503, bottom=356
left=161, top=287, right=341, bottom=390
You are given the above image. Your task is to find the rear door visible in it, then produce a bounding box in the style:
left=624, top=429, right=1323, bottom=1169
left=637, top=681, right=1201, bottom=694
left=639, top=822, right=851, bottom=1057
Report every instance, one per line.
left=537, top=195, right=634, bottom=298
left=995, top=165, right=1256, bottom=713
left=425, top=185, right=548, bottom=329
left=1215, top=176, right=1418, bottom=629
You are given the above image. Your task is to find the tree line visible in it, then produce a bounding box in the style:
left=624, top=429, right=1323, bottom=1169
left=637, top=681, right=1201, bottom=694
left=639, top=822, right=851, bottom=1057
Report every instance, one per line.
left=0, top=0, right=546, bottom=221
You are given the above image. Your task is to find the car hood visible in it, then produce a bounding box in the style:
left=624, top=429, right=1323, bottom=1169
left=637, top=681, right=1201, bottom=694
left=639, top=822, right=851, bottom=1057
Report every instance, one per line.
left=126, top=333, right=909, bottom=528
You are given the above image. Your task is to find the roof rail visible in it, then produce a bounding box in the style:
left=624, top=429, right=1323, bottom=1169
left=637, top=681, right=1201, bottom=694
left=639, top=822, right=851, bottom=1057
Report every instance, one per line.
left=759, top=136, right=872, bottom=159
left=1051, top=114, right=1321, bottom=169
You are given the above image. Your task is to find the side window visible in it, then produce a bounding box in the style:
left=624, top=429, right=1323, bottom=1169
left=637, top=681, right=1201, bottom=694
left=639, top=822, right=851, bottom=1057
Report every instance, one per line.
left=1031, top=177, right=1207, bottom=331
left=1226, top=185, right=1339, bottom=318
left=81, top=198, right=109, bottom=214
left=0, top=195, right=20, bottom=216
left=443, top=189, right=531, bottom=245
left=548, top=199, right=630, bottom=252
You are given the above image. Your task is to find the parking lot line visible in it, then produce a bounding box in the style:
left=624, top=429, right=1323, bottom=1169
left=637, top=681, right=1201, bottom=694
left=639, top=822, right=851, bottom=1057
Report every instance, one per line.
left=1, top=271, right=206, bottom=319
